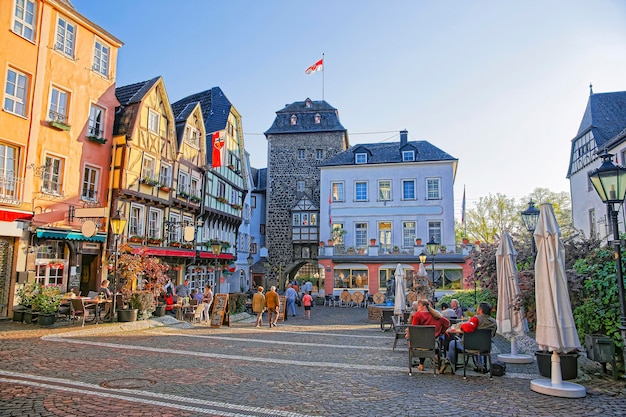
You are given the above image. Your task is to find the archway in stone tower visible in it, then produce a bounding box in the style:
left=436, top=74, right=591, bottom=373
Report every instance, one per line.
left=289, top=261, right=323, bottom=293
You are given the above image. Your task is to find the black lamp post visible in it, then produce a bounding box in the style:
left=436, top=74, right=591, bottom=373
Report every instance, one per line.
left=521, top=199, right=540, bottom=254
left=210, top=241, right=222, bottom=294
left=247, top=254, right=254, bottom=291
left=588, top=150, right=626, bottom=370
left=109, top=211, right=127, bottom=322
left=426, top=236, right=439, bottom=302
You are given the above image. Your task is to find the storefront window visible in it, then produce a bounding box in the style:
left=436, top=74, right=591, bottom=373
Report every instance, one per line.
left=334, top=268, right=368, bottom=289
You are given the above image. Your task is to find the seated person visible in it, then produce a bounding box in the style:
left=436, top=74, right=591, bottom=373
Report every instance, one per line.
left=164, top=288, right=176, bottom=316
left=99, top=279, right=112, bottom=299
left=410, top=299, right=450, bottom=371
left=190, top=288, right=203, bottom=303
left=445, top=301, right=497, bottom=372
left=451, top=298, right=463, bottom=319
left=440, top=302, right=457, bottom=320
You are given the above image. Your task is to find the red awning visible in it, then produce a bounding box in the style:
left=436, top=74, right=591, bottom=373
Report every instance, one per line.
left=198, top=251, right=234, bottom=260
left=132, top=247, right=196, bottom=258
left=0, top=209, right=33, bottom=222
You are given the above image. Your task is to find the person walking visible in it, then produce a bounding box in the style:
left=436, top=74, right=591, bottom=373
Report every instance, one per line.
left=285, top=284, right=298, bottom=317
left=202, top=284, right=213, bottom=324
left=252, top=286, right=266, bottom=327
left=302, top=291, right=313, bottom=319
left=266, top=286, right=280, bottom=327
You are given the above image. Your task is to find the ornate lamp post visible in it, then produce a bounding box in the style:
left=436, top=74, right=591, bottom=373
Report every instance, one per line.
left=109, top=211, right=127, bottom=322
left=210, top=241, right=222, bottom=294
left=426, top=236, right=439, bottom=302
left=588, top=150, right=626, bottom=369
left=521, top=199, right=540, bottom=254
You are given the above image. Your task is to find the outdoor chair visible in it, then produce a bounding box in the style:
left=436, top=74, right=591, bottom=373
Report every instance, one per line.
left=460, top=329, right=493, bottom=378
left=407, top=325, right=437, bottom=376
left=380, top=309, right=394, bottom=332
left=70, top=298, right=94, bottom=327
left=57, top=300, right=71, bottom=322
left=392, top=315, right=409, bottom=350
left=324, top=295, right=333, bottom=306
left=185, top=303, right=204, bottom=324
left=189, top=299, right=199, bottom=306
left=332, top=295, right=340, bottom=306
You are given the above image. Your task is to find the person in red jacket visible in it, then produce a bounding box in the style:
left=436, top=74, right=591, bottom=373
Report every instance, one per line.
left=410, top=300, right=450, bottom=371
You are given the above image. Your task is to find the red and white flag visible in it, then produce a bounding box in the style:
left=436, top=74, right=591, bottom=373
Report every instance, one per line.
left=305, top=58, right=323, bottom=74
left=211, top=131, right=225, bottom=168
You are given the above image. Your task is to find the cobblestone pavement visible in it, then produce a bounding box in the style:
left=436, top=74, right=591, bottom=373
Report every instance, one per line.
left=0, top=305, right=624, bottom=417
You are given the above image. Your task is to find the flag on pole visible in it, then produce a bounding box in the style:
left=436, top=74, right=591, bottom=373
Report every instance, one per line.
left=461, top=186, right=466, bottom=224
left=211, top=131, right=225, bottom=168
left=328, top=193, right=332, bottom=226
left=305, top=58, right=323, bottom=74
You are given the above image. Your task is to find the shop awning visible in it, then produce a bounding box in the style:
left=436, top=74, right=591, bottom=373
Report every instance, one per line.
left=133, top=248, right=196, bottom=258
left=0, top=209, right=33, bottom=222
left=198, top=251, right=235, bottom=260
left=36, top=230, right=106, bottom=242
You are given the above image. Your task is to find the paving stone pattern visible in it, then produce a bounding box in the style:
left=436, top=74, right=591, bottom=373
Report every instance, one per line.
left=0, top=306, right=624, bottom=417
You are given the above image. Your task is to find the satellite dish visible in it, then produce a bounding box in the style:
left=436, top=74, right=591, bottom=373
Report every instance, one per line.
left=81, top=221, right=97, bottom=238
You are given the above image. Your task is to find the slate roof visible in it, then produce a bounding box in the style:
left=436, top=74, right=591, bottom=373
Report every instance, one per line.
left=253, top=168, right=267, bottom=191
left=113, top=76, right=161, bottom=136
left=172, top=87, right=233, bottom=166
left=171, top=102, right=200, bottom=148
left=264, top=98, right=346, bottom=135
left=320, top=140, right=456, bottom=166
left=567, top=90, right=626, bottom=177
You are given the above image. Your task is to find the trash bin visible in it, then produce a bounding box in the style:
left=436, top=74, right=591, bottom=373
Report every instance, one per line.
left=584, top=334, right=617, bottom=380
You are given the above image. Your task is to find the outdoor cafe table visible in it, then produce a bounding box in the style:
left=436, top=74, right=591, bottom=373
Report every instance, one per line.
left=82, top=298, right=111, bottom=324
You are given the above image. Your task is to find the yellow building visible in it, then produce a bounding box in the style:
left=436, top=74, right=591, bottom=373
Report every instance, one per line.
left=0, top=0, right=122, bottom=314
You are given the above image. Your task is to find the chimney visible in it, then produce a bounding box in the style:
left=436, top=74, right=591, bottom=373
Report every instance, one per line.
left=400, top=130, right=408, bottom=146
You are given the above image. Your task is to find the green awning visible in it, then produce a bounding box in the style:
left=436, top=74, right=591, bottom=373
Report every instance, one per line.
left=36, top=230, right=106, bottom=242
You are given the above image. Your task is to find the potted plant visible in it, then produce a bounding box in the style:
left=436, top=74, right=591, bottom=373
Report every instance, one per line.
left=129, top=235, right=144, bottom=244
left=141, top=176, right=160, bottom=187
left=415, top=238, right=422, bottom=245
left=147, top=237, right=163, bottom=245
left=32, top=285, right=62, bottom=326
left=370, top=238, right=376, bottom=245
left=127, top=290, right=156, bottom=320
left=159, top=185, right=171, bottom=192
left=535, top=350, right=580, bottom=380
left=14, top=281, right=39, bottom=322
left=178, top=190, right=191, bottom=199
left=393, top=246, right=400, bottom=254
left=462, top=237, right=470, bottom=244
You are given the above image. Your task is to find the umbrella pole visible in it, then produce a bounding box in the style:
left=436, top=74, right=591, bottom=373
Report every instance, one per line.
left=510, top=335, right=518, bottom=356
left=550, top=351, right=563, bottom=386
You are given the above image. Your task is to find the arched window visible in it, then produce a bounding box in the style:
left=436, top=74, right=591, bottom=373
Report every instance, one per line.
left=290, top=114, right=297, bottom=125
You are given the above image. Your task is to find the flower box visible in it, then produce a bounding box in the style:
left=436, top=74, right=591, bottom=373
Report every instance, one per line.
left=129, top=236, right=144, bottom=244
left=87, top=136, right=107, bottom=144
left=169, top=242, right=181, bottom=247
left=159, top=185, right=171, bottom=193
left=141, top=177, right=160, bottom=187
left=50, top=120, right=71, bottom=131
left=190, top=195, right=202, bottom=203
left=148, top=238, right=162, bottom=245
left=178, top=191, right=191, bottom=199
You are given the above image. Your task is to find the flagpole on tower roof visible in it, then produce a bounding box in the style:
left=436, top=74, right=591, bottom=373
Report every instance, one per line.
left=322, top=53, right=325, bottom=101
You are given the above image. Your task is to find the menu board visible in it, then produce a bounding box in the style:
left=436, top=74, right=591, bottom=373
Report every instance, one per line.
left=278, top=295, right=286, bottom=322
left=210, top=293, right=229, bottom=327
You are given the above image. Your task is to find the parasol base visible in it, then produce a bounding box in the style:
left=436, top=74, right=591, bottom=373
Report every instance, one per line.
left=497, top=353, right=534, bottom=364
left=530, top=378, right=586, bottom=398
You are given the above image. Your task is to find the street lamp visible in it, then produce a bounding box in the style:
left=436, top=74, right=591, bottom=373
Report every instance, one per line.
left=521, top=199, right=540, bottom=254
left=426, top=236, right=439, bottom=302
left=247, top=254, right=254, bottom=291
left=210, top=241, right=222, bottom=294
left=109, top=210, right=127, bottom=322
left=588, top=150, right=626, bottom=370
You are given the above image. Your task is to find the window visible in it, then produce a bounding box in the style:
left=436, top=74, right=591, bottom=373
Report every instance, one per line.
left=250, top=195, right=256, bottom=208
left=159, top=164, right=172, bottom=187
left=355, top=181, right=367, bottom=201
left=402, top=179, right=416, bottom=200
left=378, top=180, right=391, bottom=201
left=81, top=166, right=99, bottom=201
left=334, top=268, right=368, bottom=289
left=217, top=180, right=226, bottom=198
left=129, top=204, right=145, bottom=236
left=403, top=221, right=416, bottom=248
left=4, top=68, right=28, bottom=116
left=168, top=213, right=181, bottom=242
left=36, top=262, right=65, bottom=287
left=142, top=155, right=155, bottom=180
left=378, top=222, right=392, bottom=252
left=293, top=213, right=301, bottom=226
left=250, top=242, right=258, bottom=254
left=93, top=39, right=109, bottom=76
left=355, top=153, right=367, bottom=164
left=297, top=149, right=305, bottom=160
left=49, top=87, right=69, bottom=124
left=186, top=126, right=200, bottom=147
left=297, top=180, right=305, bottom=192
left=314, top=113, right=321, bottom=124
left=331, top=182, right=344, bottom=202
left=178, top=171, right=189, bottom=194
left=147, top=209, right=162, bottom=238
left=0, top=144, right=19, bottom=199
left=88, top=105, right=104, bottom=137
left=148, top=109, right=160, bottom=133
left=355, top=223, right=367, bottom=248
left=310, top=213, right=317, bottom=225
left=13, top=0, right=36, bottom=41
left=427, top=178, right=441, bottom=200
left=42, top=155, right=63, bottom=194
left=290, top=114, right=297, bottom=125
left=402, top=150, right=415, bottom=161
left=316, top=149, right=323, bottom=160
left=428, top=221, right=442, bottom=246
left=55, top=16, right=75, bottom=57
left=588, top=209, right=596, bottom=239
left=190, top=177, right=200, bottom=198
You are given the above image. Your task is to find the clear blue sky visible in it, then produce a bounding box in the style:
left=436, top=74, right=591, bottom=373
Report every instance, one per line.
left=73, top=0, right=626, bottom=218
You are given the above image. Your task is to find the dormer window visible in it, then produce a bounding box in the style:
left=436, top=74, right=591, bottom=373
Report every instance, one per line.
left=290, top=114, right=297, bottom=125
left=402, top=150, right=415, bottom=161
left=314, top=113, right=321, bottom=124
left=305, top=98, right=312, bottom=108
left=355, top=153, right=367, bottom=164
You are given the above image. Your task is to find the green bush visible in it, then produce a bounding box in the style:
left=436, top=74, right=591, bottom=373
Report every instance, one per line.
left=128, top=291, right=156, bottom=320
left=438, top=289, right=497, bottom=315
left=228, top=293, right=248, bottom=314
